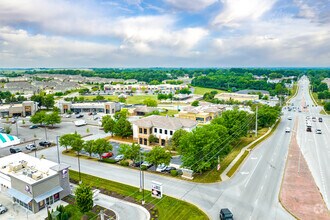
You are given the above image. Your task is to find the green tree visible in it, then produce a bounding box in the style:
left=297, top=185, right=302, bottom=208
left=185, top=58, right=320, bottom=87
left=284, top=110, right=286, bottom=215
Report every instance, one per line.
left=257, top=105, right=280, bottom=127
left=43, top=94, right=55, bottom=109
left=191, top=100, right=199, bottom=106
left=44, top=111, right=61, bottom=127
left=170, top=129, right=188, bottom=150
left=93, top=138, right=113, bottom=159
left=118, top=97, right=126, bottom=103
left=114, top=109, right=129, bottom=120
left=114, top=117, right=132, bottom=138
left=145, top=146, right=171, bottom=169
left=83, top=140, right=95, bottom=157
left=101, top=115, right=116, bottom=136
left=118, top=143, right=141, bottom=162
left=148, top=134, right=158, bottom=144
left=59, top=133, right=82, bottom=152
left=31, top=94, right=44, bottom=108
left=30, top=111, right=46, bottom=125
left=324, top=102, right=330, bottom=111
left=75, top=183, right=93, bottom=213
left=143, top=98, right=158, bottom=107
left=179, top=124, right=229, bottom=173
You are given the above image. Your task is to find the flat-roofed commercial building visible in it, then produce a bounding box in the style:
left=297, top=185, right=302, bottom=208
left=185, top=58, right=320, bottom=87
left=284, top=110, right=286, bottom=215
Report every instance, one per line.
left=178, top=104, right=225, bottom=123
left=0, top=153, right=70, bottom=213
left=58, top=101, right=121, bottom=114
left=0, top=101, right=38, bottom=117
left=215, top=93, right=259, bottom=102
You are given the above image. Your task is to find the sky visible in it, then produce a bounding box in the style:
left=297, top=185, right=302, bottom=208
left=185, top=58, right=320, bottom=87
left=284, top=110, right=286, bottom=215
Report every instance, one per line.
left=0, top=0, right=329, bottom=68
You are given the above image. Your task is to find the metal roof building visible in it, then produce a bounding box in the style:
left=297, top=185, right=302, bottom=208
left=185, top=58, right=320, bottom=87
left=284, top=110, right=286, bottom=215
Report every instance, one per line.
left=0, top=133, right=20, bottom=148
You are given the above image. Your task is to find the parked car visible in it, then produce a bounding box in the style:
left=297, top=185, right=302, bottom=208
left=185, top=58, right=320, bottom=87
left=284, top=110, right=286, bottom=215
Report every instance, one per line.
left=93, top=116, right=100, bottom=120
left=285, top=127, right=291, bottom=133
left=101, top=152, right=113, bottom=159
left=26, top=144, right=37, bottom=151
left=163, top=166, right=176, bottom=173
left=319, top=117, right=323, bottom=122
left=75, top=112, right=80, bottom=115
left=39, top=141, right=51, bottom=147
left=141, top=161, right=153, bottom=168
left=132, top=161, right=144, bottom=167
left=114, top=154, right=124, bottom=162
left=88, top=112, right=93, bottom=116
left=65, top=114, right=71, bottom=118
left=29, top=124, right=38, bottom=129
left=156, top=163, right=167, bottom=172
left=287, top=116, right=292, bottom=120
left=219, top=208, right=233, bottom=220
left=76, top=114, right=84, bottom=118
left=0, top=204, right=8, bottom=214
left=9, top=148, right=22, bottom=154
left=0, top=128, right=5, bottom=133
left=316, top=129, right=322, bottom=134
left=312, top=117, right=316, bottom=122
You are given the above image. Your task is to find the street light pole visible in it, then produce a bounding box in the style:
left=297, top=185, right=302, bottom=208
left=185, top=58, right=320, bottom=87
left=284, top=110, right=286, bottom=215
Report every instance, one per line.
left=34, top=140, right=37, bottom=158
left=139, top=150, right=142, bottom=192
left=255, top=106, right=258, bottom=137
left=77, top=152, right=82, bottom=184
left=15, top=119, right=19, bottom=137
left=56, top=136, right=60, bottom=164
left=44, top=126, right=48, bottom=141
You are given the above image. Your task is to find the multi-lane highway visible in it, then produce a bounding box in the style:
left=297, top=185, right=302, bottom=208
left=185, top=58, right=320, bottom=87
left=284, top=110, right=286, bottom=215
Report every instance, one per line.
left=295, top=76, right=330, bottom=209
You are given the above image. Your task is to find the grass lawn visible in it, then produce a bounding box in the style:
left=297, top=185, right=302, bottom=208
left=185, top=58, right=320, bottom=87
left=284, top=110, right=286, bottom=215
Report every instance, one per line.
left=69, top=170, right=208, bottom=220
left=159, top=109, right=179, bottom=116
left=63, top=204, right=97, bottom=220
left=192, top=128, right=268, bottom=183
left=227, top=150, right=249, bottom=177
left=82, top=94, right=158, bottom=105
left=192, top=86, right=225, bottom=95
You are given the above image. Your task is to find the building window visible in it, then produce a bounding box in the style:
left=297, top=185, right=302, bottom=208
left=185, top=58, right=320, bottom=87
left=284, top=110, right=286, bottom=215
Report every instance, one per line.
left=165, top=130, right=167, bottom=135
left=54, top=193, right=60, bottom=202
left=139, top=128, right=142, bottom=134
left=159, top=129, right=162, bottom=134
left=39, top=200, right=45, bottom=210
left=144, top=129, right=147, bottom=134
left=170, top=131, right=173, bottom=135
left=139, top=138, right=143, bottom=144
left=144, top=138, right=147, bottom=145
left=154, top=128, right=157, bottom=133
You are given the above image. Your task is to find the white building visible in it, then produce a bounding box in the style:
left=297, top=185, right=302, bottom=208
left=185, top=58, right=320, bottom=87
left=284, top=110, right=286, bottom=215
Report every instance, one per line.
left=132, top=115, right=197, bottom=146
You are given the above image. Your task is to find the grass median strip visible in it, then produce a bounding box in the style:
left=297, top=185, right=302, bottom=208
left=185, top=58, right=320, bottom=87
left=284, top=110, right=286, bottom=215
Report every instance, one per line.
left=69, top=170, right=208, bottom=220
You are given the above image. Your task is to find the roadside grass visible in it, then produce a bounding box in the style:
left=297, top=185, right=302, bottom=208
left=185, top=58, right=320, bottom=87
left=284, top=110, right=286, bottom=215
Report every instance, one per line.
left=63, top=204, right=96, bottom=220
left=311, top=91, right=329, bottom=114
left=69, top=170, right=209, bottom=220
left=192, top=86, right=225, bottom=95
left=192, top=128, right=268, bottom=183
left=62, top=149, right=99, bottom=161
left=82, top=95, right=158, bottom=105
left=227, top=151, right=249, bottom=177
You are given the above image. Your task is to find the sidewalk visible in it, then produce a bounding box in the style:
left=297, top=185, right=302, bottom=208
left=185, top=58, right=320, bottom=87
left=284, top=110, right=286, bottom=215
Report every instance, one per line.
left=220, top=126, right=273, bottom=181
left=280, top=119, right=330, bottom=220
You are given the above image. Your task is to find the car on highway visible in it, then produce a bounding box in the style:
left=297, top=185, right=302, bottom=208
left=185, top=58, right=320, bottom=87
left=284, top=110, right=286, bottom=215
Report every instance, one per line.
left=39, top=141, right=51, bottom=147
left=319, top=117, right=323, bottom=122
left=306, top=116, right=310, bottom=120
left=101, top=152, right=113, bottom=159
left=285, top=127, right=291, bottom=133
left=0, top=204, right=8, bottom=214
left=219, top=208, right=233, bottom=220
left=312, top=117, right=316, bottom=122
left=29, top=124, right=38, bottom=129
left=9, top=147, right=22, bottom=154
left=114, top=154, right=124, bottom=162
left=156, top=163, right=167, bottom=172
left=26, top=144, right=37, bottom=151
left=316, top=129, right=322, bottom=134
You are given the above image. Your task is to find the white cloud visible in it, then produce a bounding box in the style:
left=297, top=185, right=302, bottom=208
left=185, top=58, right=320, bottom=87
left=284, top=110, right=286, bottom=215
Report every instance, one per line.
left=213, top=0, right=276, bottom=26
left=165, top=0, right=218, bottom=11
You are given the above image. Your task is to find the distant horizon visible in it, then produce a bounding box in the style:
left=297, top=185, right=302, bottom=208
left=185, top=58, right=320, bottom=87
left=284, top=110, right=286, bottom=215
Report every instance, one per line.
left=1, top=67, right=330, bottom=70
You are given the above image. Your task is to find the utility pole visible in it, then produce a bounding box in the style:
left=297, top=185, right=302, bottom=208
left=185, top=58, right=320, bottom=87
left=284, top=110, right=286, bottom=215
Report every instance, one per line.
left=34, top=140, right=37, bottom=158
left=15, top=119, right=19, bottom=137
left=139, top=150, right=142, bottom=192
left=255, top=106, right=258, bottom=137
left=78, top=153, right=82, bottom=184
left=44, top=126, right=48, bottom=141
left=56, top=136, right=60, bottom=164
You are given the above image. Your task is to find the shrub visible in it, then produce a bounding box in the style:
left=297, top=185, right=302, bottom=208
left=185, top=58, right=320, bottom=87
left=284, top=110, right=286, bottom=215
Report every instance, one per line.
left=141, top=165, right=148, bottom=171
left=101, top=158, right=117, bottom=164
left=119, top=160, right=129, bottom=166
left=170, top=170, right=178, bottom=176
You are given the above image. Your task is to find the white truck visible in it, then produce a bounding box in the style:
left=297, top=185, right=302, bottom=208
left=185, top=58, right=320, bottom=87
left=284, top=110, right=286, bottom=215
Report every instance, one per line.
left=74, top=120, right=87, bottom=127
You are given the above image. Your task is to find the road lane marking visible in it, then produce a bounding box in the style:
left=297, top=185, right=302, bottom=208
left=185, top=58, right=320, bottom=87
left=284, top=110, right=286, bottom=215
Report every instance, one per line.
left=244, top=156, right=262, bottom=188
left=240, top=172, right=249, bottom=175
left=251, top=157, right=258, bottom=160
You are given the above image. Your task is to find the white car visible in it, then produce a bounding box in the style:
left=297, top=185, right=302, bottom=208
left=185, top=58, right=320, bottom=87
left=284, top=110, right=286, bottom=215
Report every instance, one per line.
left=65, top=114, right=71, bottom=118
left=156, top=163, right=167, bottom=172
left=287, top=116, right=292, bottom=120
left=26, top=144, right=37, bottom=151
left=0, top=204, right=7, bottom=214
left=316, top=129, right=322, bottom=134
left=114, top=154, right=124, bottom=162
left=285, top=127, right=291, bottom=133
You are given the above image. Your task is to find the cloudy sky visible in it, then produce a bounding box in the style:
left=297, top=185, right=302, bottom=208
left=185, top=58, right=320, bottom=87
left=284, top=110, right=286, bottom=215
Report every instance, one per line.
left=0, top=0, right=329, bottom=68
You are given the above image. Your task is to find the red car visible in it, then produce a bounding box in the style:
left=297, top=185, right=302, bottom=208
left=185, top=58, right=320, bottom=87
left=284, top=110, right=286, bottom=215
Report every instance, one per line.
left=101, top=152, right=113, bottom=159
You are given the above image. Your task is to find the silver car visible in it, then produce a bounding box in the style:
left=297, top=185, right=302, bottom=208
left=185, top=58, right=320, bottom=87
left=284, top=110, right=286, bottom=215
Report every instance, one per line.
left=0, top=205, right=7, bottom=214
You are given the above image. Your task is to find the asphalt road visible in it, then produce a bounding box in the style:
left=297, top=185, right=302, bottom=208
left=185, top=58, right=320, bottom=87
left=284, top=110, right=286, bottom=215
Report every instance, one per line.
left=295, top=76, right=330, bottom=209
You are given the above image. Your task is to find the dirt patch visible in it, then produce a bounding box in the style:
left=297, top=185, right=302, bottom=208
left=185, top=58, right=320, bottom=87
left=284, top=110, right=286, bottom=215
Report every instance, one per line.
left=280, top=119, right=330, bottom=219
